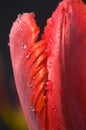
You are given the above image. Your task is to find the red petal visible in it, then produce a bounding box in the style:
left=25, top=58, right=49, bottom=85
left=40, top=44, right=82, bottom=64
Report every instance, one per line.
left=10, top=13, right=41, bottom=130
left=43, top=0, right=86, bottom=129
left=64, top=0, right=86, bottom=129
left=10, top=0, right=86, bottom=130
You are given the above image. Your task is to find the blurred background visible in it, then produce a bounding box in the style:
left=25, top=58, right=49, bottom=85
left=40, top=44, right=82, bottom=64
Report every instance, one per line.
left=0, top=0, right=86, bottom=130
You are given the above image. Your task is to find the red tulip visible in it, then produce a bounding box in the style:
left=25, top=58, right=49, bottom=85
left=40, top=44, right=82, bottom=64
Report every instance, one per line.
left=9, top=0, right=86, bottom=129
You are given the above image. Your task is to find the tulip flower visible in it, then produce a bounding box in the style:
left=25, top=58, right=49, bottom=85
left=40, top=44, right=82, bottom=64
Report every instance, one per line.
left=9, top=0, right=86, bottom=129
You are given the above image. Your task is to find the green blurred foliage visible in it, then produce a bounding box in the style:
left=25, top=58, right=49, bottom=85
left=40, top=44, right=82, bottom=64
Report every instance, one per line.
left=1, top=106, right=28, bottom=130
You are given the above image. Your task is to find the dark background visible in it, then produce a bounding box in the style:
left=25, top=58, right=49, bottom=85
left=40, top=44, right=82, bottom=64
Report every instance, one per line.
left=0, top=0, right=86, bottom=129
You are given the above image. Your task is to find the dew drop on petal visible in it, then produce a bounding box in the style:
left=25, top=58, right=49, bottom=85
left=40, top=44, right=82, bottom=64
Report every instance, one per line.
left=52, top=105, right=56, bottom=109
left=49, top=39, right=52, bottom=43
left=32, top=76, right=35, bottom=80
left=29, top=83, right=32, bottom=88
left=23, top=43, right=27, bottom=50
left=46, top=80, right=53, bottom=90
left=52, top=105, right=57, bottom=112
left=30, top=106, right=35, bottom=112
left=20, top=28, right=23, bottom=32
left=8, top=42, right=10, bottom=47
left=32, top=108, right=35, bottom=112
left=46, top=46, right=51, bottom=57
left=55, top=123, right=58, bottom=129
left=45, top=86, right=48, bottom=90
left=25, top=51, right=31, bottom=59
left=18, top=13, right=22, bottom=18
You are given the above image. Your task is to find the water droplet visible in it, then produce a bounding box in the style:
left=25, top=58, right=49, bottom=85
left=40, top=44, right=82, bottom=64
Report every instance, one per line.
left=45, top=86, right=48, bottom=90
left=32, top=108, right=35, bottom=112
left=32, top=76, right=35, bottom=80
left=30, top=106, right=35, bottom=112
left=8, top=42, right=10, bottom=47
left=20, top=28, right=23, bottom=32
left=26, top=51, right=30, bottom=59
left=29, top=83, right=32, bottom=88
left=46, top=46, right=51, bottom=57
left=18, top=14, right=22, bottom=18
left=52, top=105, right=57, bottom=112
left=55, top=123, right=58, bottom=128
left=23, top=44, right=27, bottom=50
left=52, top=105, right=56, bottom=109
left=49, top=39, right=52, bottom=43
left=46, top=80, right=53, bottom=90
